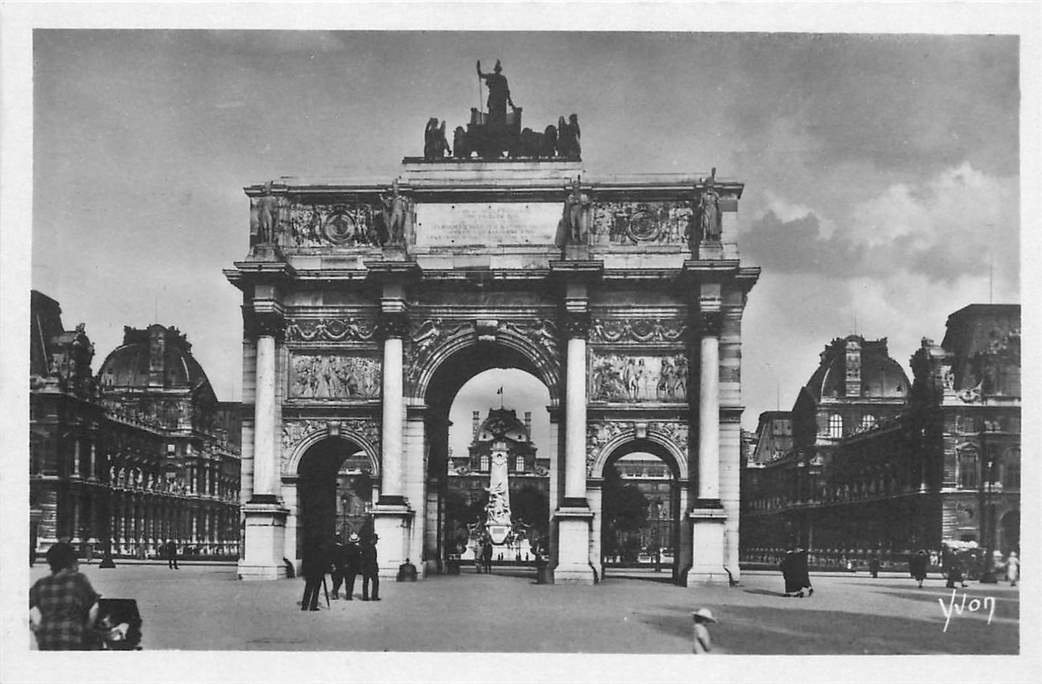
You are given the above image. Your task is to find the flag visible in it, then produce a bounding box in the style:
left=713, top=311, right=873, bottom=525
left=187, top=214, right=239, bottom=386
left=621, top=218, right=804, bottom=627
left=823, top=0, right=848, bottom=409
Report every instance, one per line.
left=496, top=387, right=503, bottom=395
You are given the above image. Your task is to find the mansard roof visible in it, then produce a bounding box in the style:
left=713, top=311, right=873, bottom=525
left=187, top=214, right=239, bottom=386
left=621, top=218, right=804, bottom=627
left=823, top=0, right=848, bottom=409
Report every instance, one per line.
left=98, top=324, right=214, bottom=399
left=804, top=334, right=909, bottom=402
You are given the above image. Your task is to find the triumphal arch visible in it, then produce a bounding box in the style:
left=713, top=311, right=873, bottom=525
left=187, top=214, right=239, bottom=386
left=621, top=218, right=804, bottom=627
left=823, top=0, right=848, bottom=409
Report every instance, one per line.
left=226, top=82, right=759, bottom=585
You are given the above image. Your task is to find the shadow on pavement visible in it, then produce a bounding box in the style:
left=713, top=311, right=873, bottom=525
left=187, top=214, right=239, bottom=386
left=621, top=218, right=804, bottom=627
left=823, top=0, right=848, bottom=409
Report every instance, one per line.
left=742, top=587, right=787, bottom=597
left=636, top=604, right=1017, bottom=655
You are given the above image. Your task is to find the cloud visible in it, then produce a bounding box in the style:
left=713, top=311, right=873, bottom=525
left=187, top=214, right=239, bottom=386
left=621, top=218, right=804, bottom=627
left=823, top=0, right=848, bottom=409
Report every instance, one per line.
left=741, top=162, right=1019, bottom=291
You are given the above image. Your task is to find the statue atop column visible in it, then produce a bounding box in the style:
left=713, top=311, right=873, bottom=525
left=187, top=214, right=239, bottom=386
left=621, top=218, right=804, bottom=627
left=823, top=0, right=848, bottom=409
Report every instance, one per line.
left=556, top=176, right=592, bottom=247
left=697, top=168, right=722, bottom=242
left=378, top=178, right=412, bottom=247
left=250, top=180, right=280, bottom=246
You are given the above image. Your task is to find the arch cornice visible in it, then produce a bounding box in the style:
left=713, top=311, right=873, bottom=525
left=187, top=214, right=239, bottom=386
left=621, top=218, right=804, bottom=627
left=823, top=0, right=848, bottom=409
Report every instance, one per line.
left=281, top=419, right=380, bottom=478
left=587, top=420, right=689, bottom=480
left=406, top=318, right=562, bottom=401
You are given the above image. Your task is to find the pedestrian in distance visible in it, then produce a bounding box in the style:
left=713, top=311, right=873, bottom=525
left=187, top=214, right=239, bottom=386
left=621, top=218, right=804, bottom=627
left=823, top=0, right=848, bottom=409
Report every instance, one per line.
left=361, top=534, right=381, bottom=601
left=329, top=536, right=347, bottom=599
left=481, top=541, right=493, bottom=574
left=336, top=533, right=361, bottom=600
left=29, top=542, right=100, bottom=650
left=300, top=537, right=329, bottom=611
left=691, top=608, right=717, bottom=654
left=909, top=549, right=929, bottom=588
left=165, top=540, right=179, bottom=570
left=869, top=556, right=880, bottom=579
left=779, top=546, right=814, bottom=597
left=944, top=553, right=967, bottom=589
left=1005, top=551, right=1019, bottom=587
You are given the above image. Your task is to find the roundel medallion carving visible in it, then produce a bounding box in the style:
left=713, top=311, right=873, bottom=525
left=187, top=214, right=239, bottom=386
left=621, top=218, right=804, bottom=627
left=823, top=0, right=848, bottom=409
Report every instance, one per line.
left=626, top=210, right=660, bottom=242
left=323, top=210, right=361, bottom=244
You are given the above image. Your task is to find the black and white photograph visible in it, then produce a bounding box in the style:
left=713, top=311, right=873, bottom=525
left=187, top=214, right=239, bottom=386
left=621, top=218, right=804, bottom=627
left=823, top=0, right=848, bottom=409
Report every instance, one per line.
left=1, top=3, right=1039, bottom=683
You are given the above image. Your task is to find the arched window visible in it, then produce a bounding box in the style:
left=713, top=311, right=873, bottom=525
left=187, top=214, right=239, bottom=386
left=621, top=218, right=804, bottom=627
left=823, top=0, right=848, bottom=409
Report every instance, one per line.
left=829, top=414, right=844, bottom=438
left=515, top=455, right=525, bottom=472
left=861, top=414, right=877, bottom=431
left=1002, top=449, right=1020, bottom=488
left=958, top=448, right=979, bottom=489
left=479, top=454, right=490, bottom=472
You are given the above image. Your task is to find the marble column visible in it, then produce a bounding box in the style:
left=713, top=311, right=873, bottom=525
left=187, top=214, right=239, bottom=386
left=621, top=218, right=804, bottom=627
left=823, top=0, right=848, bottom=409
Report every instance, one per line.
left=372, top=310, right=412, bottom=575
left=687, top=307, right=728, bottom=585
left=555, top=312, right=595, bottom=584
left=239, top=309, right=290, bottom=580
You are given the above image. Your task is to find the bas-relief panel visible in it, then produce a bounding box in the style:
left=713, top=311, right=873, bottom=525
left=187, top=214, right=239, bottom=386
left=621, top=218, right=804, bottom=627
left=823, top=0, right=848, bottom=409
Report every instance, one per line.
left=590, top=201, right=693, bottom=246
left=589, top=352, right=688, bottom=402
left=289, top=355, right=380, bottom=399
left=282, top=202, right=384, bottom=248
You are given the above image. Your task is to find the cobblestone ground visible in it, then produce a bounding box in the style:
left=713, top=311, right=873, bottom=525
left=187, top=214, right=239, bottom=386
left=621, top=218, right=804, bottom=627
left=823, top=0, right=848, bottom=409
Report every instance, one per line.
left=23, top=563, right=1019, bottom=655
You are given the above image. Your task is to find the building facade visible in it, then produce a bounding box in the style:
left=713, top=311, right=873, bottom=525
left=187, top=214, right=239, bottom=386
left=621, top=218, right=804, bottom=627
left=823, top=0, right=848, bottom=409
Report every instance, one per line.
left=29, top=291, right=241, bottom=561
left=227, top=84, right=759, bottom=585
left=740, top=306, right=1020, bottom=570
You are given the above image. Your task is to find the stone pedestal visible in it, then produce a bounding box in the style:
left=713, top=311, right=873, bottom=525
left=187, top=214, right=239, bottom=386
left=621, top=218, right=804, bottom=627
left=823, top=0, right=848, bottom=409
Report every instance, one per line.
left=685, top=506, right=727, bottom=585
left=554, top=506, right=595, bottom=584
left=372, top=503, right=412, bottom=578
left=238, top=502, right=289, bottom=580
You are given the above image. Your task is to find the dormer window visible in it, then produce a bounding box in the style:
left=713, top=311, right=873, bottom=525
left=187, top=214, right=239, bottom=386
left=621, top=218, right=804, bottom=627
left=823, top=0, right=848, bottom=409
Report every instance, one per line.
left=515, top=455, right=525, bottom=472
left=479, top=454, right=490, bottom=472
left=828, top=414, right=844, bottom=438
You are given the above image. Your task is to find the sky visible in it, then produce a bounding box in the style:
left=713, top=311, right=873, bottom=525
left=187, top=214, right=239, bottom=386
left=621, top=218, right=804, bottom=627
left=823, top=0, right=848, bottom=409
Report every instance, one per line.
left=27, top=30, right=1021, bottom=440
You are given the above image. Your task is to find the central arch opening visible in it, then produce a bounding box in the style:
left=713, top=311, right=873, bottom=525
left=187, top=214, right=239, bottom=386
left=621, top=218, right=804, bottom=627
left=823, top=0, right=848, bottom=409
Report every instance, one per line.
left=423, top=340, right=554, bottom=577
left=599, top=442, right=681, bottom=583
left=296, top=437, right=374, bottom=557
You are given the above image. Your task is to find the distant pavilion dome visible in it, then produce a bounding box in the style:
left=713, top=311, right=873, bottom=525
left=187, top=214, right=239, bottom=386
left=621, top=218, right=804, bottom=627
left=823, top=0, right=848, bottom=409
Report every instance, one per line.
left=805, top=335, right=909, bottom=401
left=475, top=407, right=530, bottom=444
left=97, top=324, right=215, bottom=396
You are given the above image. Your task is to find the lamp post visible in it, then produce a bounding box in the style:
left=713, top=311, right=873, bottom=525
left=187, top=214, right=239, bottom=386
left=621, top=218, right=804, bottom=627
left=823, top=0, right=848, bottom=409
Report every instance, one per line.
left=979, top=443, right=998, bottom=584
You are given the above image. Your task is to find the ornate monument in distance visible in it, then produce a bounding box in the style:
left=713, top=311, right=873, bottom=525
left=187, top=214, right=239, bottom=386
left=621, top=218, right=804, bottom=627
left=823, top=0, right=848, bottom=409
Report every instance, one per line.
left=228, top=62, right=758, bottom=586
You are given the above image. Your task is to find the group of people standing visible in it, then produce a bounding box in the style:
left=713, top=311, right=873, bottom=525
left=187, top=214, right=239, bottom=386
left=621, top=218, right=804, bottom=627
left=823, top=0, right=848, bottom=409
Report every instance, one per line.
left=300, top=533, right=381, bottom=611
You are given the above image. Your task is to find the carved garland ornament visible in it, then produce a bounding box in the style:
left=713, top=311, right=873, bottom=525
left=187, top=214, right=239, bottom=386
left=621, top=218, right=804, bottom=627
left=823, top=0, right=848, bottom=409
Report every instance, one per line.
left=285, top=318, right=378, bottom=343
left=589, top=318, right=687, bottom=344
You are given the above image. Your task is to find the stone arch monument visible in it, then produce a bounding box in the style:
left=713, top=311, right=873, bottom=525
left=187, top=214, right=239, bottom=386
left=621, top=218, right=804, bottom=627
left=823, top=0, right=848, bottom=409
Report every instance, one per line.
left=227, top=103, right=759, bottom=584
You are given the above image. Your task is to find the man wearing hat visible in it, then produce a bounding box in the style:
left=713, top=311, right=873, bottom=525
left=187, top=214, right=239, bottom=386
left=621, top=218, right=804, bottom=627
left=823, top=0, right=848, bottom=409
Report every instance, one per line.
left=691, top=608, right=717, bottom=654
left=332, top=533, right=362, bottom=600
left=361, top=534, right=381, bottom=601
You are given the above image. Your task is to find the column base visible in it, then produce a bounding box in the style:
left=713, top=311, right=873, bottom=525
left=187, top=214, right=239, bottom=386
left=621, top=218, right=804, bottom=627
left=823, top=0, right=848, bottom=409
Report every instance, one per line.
left=554, top=506, right=595, bottom=585
left=372, top=503, right=414, bottom=578
left=239, top=501, right=289, bottom=581
left=685, top=506, right=729, bottom=586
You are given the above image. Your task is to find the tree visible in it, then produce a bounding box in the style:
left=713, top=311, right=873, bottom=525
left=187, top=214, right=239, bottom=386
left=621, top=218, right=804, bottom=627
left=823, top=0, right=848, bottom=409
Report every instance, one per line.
left=511, top=485, right=549, bottom=544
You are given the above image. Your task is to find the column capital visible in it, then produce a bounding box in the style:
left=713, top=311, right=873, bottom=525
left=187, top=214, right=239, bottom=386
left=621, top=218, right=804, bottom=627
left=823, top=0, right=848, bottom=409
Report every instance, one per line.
left=562, top=311, right=591, bottom=339
left=243, top=308, right=285, bottom=341
left=377, top=311, right=410, bottom=339
left=698, top=310, right=724, bottom=337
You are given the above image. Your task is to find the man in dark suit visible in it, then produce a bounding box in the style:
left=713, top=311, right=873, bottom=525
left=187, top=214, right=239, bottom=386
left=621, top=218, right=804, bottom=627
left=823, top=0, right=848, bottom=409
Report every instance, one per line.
left=165, top=540, right=178, bottom=570
left=300, top=537, right=329, bottom=611
left=361, top=534, right=380, bottom=601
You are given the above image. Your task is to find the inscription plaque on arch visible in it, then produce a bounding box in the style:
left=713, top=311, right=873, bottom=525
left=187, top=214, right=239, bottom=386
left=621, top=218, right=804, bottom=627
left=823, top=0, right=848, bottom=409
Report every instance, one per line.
left=414, top=203, right=560, bottom=246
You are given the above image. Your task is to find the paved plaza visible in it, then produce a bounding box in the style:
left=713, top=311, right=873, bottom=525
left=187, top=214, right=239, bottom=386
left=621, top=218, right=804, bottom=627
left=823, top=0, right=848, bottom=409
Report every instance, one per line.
left=24, top=562, right=1019, bottom=655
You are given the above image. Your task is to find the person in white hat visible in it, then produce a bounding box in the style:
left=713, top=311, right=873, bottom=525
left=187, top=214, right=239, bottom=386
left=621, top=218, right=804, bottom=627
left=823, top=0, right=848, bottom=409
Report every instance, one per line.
left=692, top=608, right=717, bottom=654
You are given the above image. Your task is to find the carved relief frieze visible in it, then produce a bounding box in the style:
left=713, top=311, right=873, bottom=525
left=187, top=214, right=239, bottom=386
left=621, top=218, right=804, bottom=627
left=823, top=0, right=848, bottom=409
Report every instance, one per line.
left=586, top=421, right=627, bottom=476
left=285, top=317, right=378, bottom=343
left=591, top=201, right=693, bottom=245
left=283, top=202, right=382, bottom=248
left=500, top=319, right=560, bottom=360
left=648, top=421, right=689, bottom=452
left=405, top=318, right=471, bottom=384
left=589, top=352, right=688, bottom=402
left=280, top=418, right=381, bottom=473
left=289, top=354, right=381, bottom=399
left=589, top=318, right=687, bottom=344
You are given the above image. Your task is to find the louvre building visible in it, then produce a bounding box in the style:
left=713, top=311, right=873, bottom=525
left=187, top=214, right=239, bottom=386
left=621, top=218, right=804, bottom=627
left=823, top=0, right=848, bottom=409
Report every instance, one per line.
left=29, top=291, right=241, bottom=562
